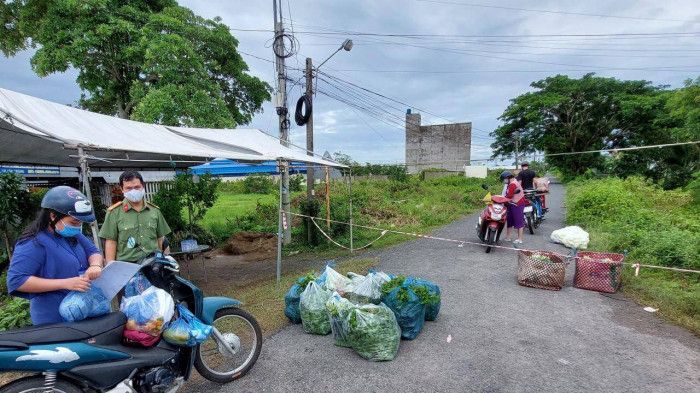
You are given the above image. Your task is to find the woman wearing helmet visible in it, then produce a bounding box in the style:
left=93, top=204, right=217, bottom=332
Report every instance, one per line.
left=6, top=186, right=104, bottom=325
left=500, top=171, right=526, bottom=244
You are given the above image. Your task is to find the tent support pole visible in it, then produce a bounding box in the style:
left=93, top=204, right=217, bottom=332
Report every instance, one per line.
left=276, top=161, right=284, bottom=285
left=349, top=167, right=353, bottom=254
left=78, top=147, right=101, bottom=251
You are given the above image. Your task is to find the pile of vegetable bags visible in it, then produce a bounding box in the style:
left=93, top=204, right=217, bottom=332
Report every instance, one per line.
left=285, top=264, right=441, bottom=361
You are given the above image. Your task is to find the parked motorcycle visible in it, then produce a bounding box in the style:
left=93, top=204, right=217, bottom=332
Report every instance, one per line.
left=476, top=185, right=510, bottom=253
left=0, top=253, right=262, bottom=393
left=523, top=189, right=546, bottom=234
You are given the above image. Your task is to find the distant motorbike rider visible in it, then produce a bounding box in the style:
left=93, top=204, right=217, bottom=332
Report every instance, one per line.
left=516, top=162, right=537, bottom=190
left=501, top=171, right=526, bottom=244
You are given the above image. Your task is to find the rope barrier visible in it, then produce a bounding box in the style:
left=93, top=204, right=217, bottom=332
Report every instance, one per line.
left=308, top=216, right=388, bottom=250
left=287, top=211, right=700, bottom=275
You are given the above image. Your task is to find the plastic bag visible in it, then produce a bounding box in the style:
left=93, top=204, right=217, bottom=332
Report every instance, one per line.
left=317, top=265, right=350, bottom=294
left=347, top=303, right=401, bottom=361
left=124, top=273, right=152, bottom=298
left=163, top=304, right=213, bottom=347
left=382, top=284, right=426, bottom=340
left=325, top=292, right=356, bottom=347
left=346, top=271, right=391, bottom=304
left=551, top=226, right=590, bottom=250
left=59, top=286, right=111, bottom=322
left=345, top=272, right=365, bottom=292
left=299, top=281, right=332, bottom=335
left=404, top=277, right=441, bottom=321
left=120, top=286, right=175, bottom=336
left=284, top=283, right=303, bottom=324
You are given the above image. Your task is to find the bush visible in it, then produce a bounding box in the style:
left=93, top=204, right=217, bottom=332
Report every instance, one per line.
left=299, top=198, right=322, bottom=246
left=243, top=174, right=275, bottom=194
left=152, top=186, right=186, bottom=232
left=209, top=202, right=279, bottom=243
left=289, top=174, right=304, bottom=192
left=0, top=297, right=31, bottom=331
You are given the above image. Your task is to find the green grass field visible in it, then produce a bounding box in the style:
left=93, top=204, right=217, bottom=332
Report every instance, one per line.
left=195, top=193, right=277, bottom=228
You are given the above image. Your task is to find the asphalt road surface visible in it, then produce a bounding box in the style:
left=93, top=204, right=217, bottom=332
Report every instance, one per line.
left=210, top=183, right=700, bottom=393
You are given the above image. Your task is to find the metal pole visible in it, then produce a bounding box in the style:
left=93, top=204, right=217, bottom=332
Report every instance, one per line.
left=325, top=166, right=331, bottom=229
left=77, top=147, right=101, bottom=251
left=305, top=57, right=315, bottom=244
left=276, top=161, right=284, bottom=285
left=349, top=167, right=353, bottom=253
left=273, top=0, right=291, bottom=244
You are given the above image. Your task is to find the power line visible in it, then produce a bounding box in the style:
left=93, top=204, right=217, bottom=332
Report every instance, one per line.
left=414, top=0, right=692, bottom=23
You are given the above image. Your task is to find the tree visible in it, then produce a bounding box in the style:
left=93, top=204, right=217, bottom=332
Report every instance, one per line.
left=1, top=0, right=271, bottom=127
left=152, top=172, right=220, bottom=234
left=491, top=74, right=663, bottom=180
left=0, top=173, right=27, bottom=259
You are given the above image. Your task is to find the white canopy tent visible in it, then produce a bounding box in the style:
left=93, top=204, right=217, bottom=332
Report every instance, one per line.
left=0, top=88, right=347, bottom=281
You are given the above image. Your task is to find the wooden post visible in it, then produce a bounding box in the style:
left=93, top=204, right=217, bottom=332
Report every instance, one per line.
left=325, top=166, right=331, bottom=229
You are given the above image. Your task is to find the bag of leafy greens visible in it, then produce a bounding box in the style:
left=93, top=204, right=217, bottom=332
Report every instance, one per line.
left=404, top=277, right=441, bottom=321
left=284, top=273, right=317, bottom=323
left=317, top=265, right=350, bottom=294
left=346, top=271, right=391, bottom=304
left=346, top=303, right=401, bottom=361
left=325, top=292, right=356, bottom=347
left=300, top=281, right=332, bottom=335
left=382, top=283, right=426, bottom=340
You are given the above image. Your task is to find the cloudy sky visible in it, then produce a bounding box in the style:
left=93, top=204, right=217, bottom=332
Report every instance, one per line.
left=1, top=0, right=699, bottom=164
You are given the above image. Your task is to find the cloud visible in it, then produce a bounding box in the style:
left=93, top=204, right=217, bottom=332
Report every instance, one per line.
left=1, top=0, right=699, bottom=164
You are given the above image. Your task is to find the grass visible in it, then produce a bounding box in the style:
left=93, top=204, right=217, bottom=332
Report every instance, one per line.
left=197, top=193, right=276, bottom=228
left=220, top=258, right=378, bottom=336
left=565, top=177, right=700, bottom=336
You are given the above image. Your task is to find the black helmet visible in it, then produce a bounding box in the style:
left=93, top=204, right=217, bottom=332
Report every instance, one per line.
left=520, top=161, right=529, bottom=167
left=41, top=186, right=96, bottom=223
left=500, top=171, right=514, bottom=180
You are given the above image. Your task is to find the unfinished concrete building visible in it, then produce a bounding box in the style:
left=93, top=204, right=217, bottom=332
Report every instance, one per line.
left=405, top=109, right=471, bottom=173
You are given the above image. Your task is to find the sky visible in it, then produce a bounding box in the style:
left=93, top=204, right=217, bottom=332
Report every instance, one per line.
left=1, top=0, right=699, bottom=164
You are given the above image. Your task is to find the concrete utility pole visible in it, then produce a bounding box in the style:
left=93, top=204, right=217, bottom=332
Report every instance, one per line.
left=514, top=130, right=520, bottom=168
left=273, top=0, right=291, bottom=244
left=305, top=57, right=315, bottom=243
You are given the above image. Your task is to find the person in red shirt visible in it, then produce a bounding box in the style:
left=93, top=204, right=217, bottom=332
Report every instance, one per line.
left=500, top=171, right=526, bottom=244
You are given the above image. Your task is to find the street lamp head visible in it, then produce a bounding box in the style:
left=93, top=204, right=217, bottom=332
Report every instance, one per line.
left=342, top=39, right=354, bottom=51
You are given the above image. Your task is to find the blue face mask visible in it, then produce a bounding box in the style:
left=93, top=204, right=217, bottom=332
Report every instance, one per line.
left=56, top=221, right=82, bottom=238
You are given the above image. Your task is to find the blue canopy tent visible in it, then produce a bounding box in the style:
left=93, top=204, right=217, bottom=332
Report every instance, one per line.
left=190, top=158, right=307, bottom=177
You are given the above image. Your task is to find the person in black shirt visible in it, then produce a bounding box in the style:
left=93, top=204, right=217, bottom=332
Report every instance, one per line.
left=517, top=162, right=537, bottom=190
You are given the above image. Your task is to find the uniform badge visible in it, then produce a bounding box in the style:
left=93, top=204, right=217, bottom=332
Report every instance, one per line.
left=127, top=237, right=136, bottom=249
left=123, top=204, right=129, bottom=212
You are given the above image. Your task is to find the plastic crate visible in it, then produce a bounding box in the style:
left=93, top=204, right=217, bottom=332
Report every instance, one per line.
left=574, top=251, right=624, bottom=293
left=517, top=250, right=567, bottom=291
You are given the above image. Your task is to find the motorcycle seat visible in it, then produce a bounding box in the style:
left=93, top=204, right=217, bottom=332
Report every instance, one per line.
left=0, top=312, right=126, bottom=346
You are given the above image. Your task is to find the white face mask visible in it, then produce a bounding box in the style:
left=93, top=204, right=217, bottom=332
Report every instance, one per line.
left=124, top=189, right=145, bottom=203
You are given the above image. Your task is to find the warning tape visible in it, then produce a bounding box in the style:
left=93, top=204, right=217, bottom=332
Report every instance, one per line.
left=287, top=211, right=700, bottom=275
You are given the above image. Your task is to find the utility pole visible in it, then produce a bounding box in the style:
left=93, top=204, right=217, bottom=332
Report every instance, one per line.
left=305, top=57, right=315, bottom=244
left=514, top=130, right=520, bottom=168
left=273, top=0, right=291, bottom=244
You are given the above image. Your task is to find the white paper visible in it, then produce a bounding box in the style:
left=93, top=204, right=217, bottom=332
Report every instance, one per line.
left=643, top=306, right=658, bottom=313
left=91, top=261, right=142, bottom=301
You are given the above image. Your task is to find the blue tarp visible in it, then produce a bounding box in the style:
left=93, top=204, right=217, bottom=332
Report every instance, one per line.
left=190, top=159, right=307, bottom=177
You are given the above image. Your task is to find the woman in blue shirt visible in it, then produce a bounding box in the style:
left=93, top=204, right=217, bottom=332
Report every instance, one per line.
left=7, top=186, right=104, bottom=325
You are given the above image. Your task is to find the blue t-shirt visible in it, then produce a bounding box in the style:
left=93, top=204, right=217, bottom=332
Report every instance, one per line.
left=7, top=230, right=100, bottom=325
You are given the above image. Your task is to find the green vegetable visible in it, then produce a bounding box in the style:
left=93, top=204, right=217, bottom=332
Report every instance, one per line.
left=380, top=275, right=406, bottom=298
left=410, top=284, right=440, bottom=306
left=531, top=254, right=552, bottom=263
left=296, top=272, right=317, bottom=295
left=299, top=282, right=331, bottom=335
left=325, top=293, right=356, bottom=347
left=346, top=303, right=401, bottom=361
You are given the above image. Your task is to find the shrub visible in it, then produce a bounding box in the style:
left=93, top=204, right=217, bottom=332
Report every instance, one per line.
left=243, top=174, right=275, bottom=194
left=289, top=174, right=304, bottom=192
left=0, top=297, right=31, bottom=331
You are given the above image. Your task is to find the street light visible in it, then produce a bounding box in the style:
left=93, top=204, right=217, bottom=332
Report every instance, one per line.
left=317, top=39, right=354, bottom=70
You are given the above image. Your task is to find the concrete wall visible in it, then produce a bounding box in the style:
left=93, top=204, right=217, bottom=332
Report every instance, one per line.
left=405, top=111, right=471, bottom=174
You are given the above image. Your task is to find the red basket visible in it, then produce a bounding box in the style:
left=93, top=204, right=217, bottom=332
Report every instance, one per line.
left=574, top=251, right=625, bottom=293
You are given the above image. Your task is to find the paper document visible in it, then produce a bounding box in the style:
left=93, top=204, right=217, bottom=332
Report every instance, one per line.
left=91, top=261, right=142, bottom=301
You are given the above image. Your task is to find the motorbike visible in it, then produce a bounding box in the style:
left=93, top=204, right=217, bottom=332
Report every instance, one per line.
left=0, top=253, right=262, bottom=393
left=523, top=189, right=546, bottom=234
left=475, top=184, right=510, bottom=253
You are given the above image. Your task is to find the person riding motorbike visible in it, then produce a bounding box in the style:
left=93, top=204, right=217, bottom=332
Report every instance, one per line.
left=516, top=162, right=537, bottom=190
left=6, top=186, right=103, bottom=325
left=501, top=171, right=526, bottom=244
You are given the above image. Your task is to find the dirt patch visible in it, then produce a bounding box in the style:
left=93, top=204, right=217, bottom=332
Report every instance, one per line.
left=220, top=231, right=276, bottom=261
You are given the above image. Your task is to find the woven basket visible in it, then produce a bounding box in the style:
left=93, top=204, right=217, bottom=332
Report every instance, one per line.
left=517, top=250, right=566, bottom=291
left=574, top=251, right=624, bottom=293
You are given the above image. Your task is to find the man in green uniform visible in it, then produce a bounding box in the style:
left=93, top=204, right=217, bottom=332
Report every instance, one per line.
left=99, top=171, right=171, bottom=263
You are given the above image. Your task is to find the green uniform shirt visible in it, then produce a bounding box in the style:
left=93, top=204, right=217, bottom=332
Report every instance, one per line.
left=99, top=200, right=171, bottom=262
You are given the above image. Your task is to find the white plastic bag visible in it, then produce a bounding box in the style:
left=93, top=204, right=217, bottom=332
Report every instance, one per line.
left=300, top=281, right=332, bottom=335
left=346, top=272, right=391, bottom=304
left=120, top=286, right=175, bottom=336
left=320, top=266, right=350, bottom=294
left=550, top=226, right=590, bottom=250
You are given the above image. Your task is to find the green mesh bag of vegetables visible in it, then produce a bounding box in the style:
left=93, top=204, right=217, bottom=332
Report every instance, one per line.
left=347, top=303, right=401, bottom=361
left=300, top=281, right=332, bottom=335
left=325, top=292, right=356, bottom=347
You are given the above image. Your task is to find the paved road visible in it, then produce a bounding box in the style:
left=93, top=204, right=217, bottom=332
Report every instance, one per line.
left=210, top=184, right=700, bottom=393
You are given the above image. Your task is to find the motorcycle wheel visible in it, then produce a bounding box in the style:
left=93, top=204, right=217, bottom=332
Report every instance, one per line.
left=485, top=227, right=497, bottom=253
left=195, top=307, right=262, bottom=383
left=0, top=376, right=81, bottom=393
left=526, top=213, right=534, bottom=234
